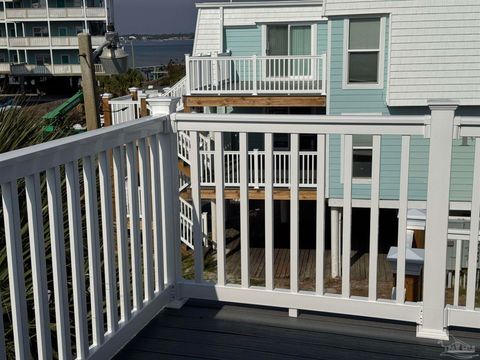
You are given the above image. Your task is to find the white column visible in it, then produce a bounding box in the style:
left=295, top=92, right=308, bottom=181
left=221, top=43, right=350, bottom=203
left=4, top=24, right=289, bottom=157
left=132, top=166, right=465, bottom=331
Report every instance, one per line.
left=330, top=207, right=340, bottom=278
left=417, top=100, right=457, bottom=340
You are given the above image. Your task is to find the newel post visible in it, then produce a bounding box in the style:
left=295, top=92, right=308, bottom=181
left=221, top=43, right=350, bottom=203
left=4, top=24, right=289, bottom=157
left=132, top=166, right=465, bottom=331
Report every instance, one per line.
left=418, top=100, right=458, bottom=340
left=147, top=97, right=183, bottom=297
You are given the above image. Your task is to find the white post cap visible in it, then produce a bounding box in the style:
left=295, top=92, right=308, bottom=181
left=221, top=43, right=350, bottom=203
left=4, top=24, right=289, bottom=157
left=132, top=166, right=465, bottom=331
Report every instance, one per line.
left=147, top=97, right=180, bottom=116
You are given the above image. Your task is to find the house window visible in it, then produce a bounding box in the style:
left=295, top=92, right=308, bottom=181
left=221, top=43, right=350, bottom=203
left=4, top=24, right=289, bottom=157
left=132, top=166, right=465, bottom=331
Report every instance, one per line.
left=266, top=24, right=312, bottom=77
left=352, top=135, right=373, bottom=179
left=61, top=55, right=69, bottom=64
left=344, top=18, right=384, bottom=88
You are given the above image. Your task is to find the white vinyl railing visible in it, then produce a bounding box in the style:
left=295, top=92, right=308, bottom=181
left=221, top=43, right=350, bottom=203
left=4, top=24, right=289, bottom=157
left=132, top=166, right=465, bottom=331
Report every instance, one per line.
left=1, top=103, right=479, bottom=360
left=0, top=115, right=180, bottom=359
left=110, top=96, right=141, bottom=125
left=162, top=76, right=187, bottom=111
left=177, top=130, right=211, bottom=165
left=199, top=149, right=318, bottom=188
left=180, top=197, right=208, bottom=249
left=186, top=54, right=327, bottom=95
left=176, top=110, right=480, bottom=339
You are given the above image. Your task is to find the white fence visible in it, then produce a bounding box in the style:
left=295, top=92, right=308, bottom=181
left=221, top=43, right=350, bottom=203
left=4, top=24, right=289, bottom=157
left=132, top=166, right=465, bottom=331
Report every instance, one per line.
left=176, top=109, right=480, bottom=340
left=162, top=76, right=187, bottom=111
left=180, top=197, right=208, bottom=249
left=0, top=115, right=179, bottom=359
left=199, top=150, right=318, bottom=188
left=186, top=54, right=327, bottom=96
left=110, top=96, right=141, bottom=125
left=0, top=104, right=479, bottom=359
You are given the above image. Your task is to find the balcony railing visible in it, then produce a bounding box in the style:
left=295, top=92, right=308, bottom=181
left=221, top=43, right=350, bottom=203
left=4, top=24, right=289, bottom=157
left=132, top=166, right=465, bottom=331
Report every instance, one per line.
left=5, top=7, right=106, bottom=19
left=9, top=36, right=105, bottom=48
left=10, top=63, right=105, bottom=75
left=0, top=63, right=10, bottom=73
left=186, top=54, right=327, bottom=96
left=0, top=99, right=479, bottom=358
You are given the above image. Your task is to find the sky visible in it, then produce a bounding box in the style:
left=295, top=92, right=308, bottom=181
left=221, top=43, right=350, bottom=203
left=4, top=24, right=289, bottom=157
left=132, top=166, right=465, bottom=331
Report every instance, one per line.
left=114, top=0, right=221, bottom=34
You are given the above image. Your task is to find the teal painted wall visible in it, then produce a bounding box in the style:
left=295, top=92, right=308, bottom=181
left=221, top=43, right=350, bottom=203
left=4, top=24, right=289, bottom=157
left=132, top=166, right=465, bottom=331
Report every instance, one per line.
left=223, top=26, right=261, bottom=82
left=327, top=17, right=475, bottom=203
left=224, top=26, right=261, bottom=56
left=318, top=22, right=328, bottom=55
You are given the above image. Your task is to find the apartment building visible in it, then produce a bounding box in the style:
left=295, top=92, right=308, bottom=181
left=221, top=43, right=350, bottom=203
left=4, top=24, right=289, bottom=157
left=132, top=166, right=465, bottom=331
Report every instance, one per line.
left=0, top=0, right=112, bottom=88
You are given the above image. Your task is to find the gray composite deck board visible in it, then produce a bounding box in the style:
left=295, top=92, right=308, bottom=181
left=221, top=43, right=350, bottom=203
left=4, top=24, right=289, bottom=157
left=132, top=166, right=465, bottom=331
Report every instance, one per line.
left=115, top=300, right=480, bottom=360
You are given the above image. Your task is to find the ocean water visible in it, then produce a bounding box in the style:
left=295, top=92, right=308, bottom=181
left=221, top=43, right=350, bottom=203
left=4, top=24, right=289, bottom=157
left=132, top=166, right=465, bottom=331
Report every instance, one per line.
left=123, top=39, right=194, bottom=68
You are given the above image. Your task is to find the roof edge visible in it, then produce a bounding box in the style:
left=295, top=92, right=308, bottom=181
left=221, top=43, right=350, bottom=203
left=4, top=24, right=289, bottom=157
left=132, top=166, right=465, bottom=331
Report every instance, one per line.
left=197, top=1, right=323, bottom=9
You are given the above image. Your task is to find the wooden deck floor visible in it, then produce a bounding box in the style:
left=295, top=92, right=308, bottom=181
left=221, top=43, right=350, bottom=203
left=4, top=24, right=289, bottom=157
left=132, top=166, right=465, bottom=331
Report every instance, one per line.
left=114, top=299, right=480, bottom=360
left=225, top=248, right=392, bottom=282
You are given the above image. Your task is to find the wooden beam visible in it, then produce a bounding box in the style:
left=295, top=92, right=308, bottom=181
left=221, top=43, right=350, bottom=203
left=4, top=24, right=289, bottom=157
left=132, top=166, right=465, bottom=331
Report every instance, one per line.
left=184, top=95, right=326, bottom=108
left=180, top=187, right=318, bottom=201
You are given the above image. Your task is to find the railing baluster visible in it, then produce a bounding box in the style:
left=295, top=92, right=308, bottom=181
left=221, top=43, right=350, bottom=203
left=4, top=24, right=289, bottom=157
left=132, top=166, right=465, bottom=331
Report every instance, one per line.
left=214, top=132, right=226, bottom=285
left=150, top=135, right=165, bottom=292
left=342, top=135, right=353, bottom=298
left=454, top=240, right=462, bottom=306
left=83, top=155, right=105, bottom=345
left=396, top=136, right=410, bottom=304
left=65, top=161, right=89, bottom=358
left=190, top=131, right=204, bottom=282
left=316, top=135, right=326, bottom=295
left=98, top=151, right=119, bottom=333
left=1, top=181, right=30, bottom=359
left=368, top=136, right=382, bottom=301
left=291, top=134, right=300, bottom=292
left=126, top=142, right=143, bottom=311
left=466, top=138, right=480, bottom=309
left=139, top=138, right=155, bottom=301
left=46, top=167, right=72, bottom=359
left=113, top=146, right=131, bottom=321
left=265, top=133, right=274, bottom=290
left=25, top=173, right=52, bottom=359
left=240, top=132, right=250, bottom=288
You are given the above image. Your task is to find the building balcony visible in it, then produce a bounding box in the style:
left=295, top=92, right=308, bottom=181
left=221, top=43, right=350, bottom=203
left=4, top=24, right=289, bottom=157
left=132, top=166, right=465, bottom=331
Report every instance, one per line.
left=8, top=36, right=105, bottom=48
left=184, top=54, right=327, bottom=109
left=0, top=99, right=479, bottom=358
left=3, top=6, right=106, bottom=20
left=10, top=62, right=104, bottom=75
left=0, top=62, right=10, bottom=73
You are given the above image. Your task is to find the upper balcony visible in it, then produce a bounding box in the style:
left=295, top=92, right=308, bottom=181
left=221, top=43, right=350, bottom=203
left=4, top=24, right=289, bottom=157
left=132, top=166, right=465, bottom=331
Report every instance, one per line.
left=0, top=6, right=106, bottom=20
left=184, top=54, right=327, bottom=110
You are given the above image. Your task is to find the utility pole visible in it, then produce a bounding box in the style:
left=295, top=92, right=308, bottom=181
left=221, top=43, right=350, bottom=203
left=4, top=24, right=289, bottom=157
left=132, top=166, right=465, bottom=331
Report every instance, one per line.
left=79, top=33, right=100, bottom=131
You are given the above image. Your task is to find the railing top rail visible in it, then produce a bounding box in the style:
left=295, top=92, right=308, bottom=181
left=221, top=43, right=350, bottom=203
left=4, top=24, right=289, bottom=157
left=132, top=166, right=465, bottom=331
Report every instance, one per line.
left=110, top=95, right=136, bottom=103
left=456, top=116, right=480, bottom=125
left=174, top=113, right=430, bottom=136
left=0, top=115, right=168, bottom=184
left=188, top=55, right=324, bottom=60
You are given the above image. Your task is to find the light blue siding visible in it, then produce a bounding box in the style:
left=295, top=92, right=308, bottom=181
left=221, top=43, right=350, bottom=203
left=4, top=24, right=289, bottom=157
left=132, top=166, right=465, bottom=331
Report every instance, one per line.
left=317, top=22, right=328, bottom=55
left=327, top=17, right=476, bottom=203
left=223, top=26, right=261, bottom=83
left=224, top=26, right=261, bottom=56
